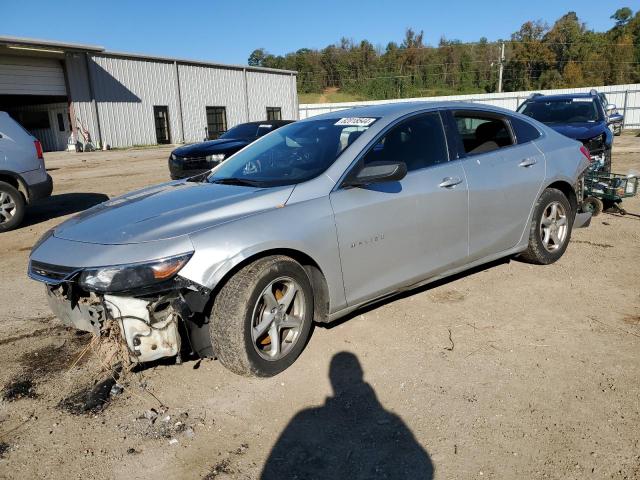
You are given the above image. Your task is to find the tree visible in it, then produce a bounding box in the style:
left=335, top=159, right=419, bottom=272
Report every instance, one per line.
left=248, top=49, right=266, bottom=67
left=611, top=7, right=633, bottom=27
left=248, top=11, right=640, bottom=102
left=505, top=21, right=554, bottom=90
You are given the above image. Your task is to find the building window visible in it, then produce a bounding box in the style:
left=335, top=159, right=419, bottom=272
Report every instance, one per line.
left=206, top=107, right=227, bottom=140
left=266, top=107, right=282, bottom=121
left=57, top=113, right=65, bottom=132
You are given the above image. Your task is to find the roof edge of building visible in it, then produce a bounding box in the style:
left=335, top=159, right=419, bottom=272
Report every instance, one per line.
left=0, top=35, right=104, bottom=52
left=98, top=49, right=297, bottom=75
left=0, top=35, right=297, bottom=75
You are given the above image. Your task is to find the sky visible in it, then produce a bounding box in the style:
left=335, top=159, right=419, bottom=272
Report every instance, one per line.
left=2, top=0, right=637, bottom=65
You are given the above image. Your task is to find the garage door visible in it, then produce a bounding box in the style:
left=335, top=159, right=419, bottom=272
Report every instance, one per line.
left=0, top=55, right=66, bottom=96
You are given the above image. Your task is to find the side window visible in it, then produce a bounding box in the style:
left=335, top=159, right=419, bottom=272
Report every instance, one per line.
left=454, top=113, right=513, bottom=155
left=510, top=117, right=541, bottom=144
left=362, top=112, right=448, bottom=172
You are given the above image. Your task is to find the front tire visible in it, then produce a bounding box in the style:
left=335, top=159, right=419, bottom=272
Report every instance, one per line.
left=519, top=188, right=573, bottom=265
left=209, top=255, right=314, bottom=377
left=0, top=181, right=25, bottom=232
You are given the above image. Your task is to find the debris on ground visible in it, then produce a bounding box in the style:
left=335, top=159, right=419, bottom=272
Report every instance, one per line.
left=201, top=444, right=249, bottom=479
left=2, top=334, right=93, bottom=402
left=109, top=383, right=124, bottom=396
left=58, top=370, right=120, bottom=415
left=0, top=442, right=9, bottom=458
left=202, top=458, right=233, bottom=479
left=2, top=378, right=37, bottom=401
left=127, top=409, right=197, bottom=440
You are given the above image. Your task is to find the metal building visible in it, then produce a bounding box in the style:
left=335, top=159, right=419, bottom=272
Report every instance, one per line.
left=0, top=36, right=298, bottom=151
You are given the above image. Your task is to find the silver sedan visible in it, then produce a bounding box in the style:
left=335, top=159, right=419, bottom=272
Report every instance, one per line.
left=28, top=102, right=592, bottom=376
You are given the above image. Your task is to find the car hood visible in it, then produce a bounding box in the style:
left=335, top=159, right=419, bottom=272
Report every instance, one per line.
left=547, top=122, right=606, bottom=141
left=173, top=138, right=249, bottom=156
left=53, top=181, right=294, bottom=245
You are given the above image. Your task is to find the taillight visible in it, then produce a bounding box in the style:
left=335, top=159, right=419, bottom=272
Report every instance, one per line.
left=34, top=140, right=44, bottom=160
left=580, top=145, right=591, bottom=162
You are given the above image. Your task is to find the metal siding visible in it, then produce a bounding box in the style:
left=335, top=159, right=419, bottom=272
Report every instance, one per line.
left=177, top=64, right=246, bottom=143
left=90, top=55, right=182, bottom=148
left=65, top=53, right=298, bottom=148
left=299, top=83, right=640, bottom=128
left=65, top=53, right=100, bottom=145
left=246, top=71, right=296, bottom=121
left=0, top=55, right=66, bottom=95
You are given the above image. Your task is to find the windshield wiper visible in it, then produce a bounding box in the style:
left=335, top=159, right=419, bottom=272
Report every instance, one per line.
left=209, top=177, right=264, bottom=187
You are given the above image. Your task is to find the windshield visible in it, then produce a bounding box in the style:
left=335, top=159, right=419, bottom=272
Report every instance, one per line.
left=518, top=99, right=602, bottom=124
left=207, top=118, right=377, bottom=187
left=219, top=123, right=260, bottom=140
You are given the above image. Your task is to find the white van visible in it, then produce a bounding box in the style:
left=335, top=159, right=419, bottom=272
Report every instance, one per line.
left=0, top=111, right=53, bottom=231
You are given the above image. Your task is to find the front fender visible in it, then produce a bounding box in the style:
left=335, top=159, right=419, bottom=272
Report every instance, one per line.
left=178, top=196, right=347, bottom=313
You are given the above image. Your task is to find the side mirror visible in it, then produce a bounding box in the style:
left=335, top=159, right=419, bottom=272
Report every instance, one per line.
left=605, top=103, right=617, bottom=114
left=344, top=161, right=407, bottom=187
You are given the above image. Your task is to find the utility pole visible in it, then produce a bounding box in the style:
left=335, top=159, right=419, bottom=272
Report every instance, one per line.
left=497, top=42, right=505, bottom=93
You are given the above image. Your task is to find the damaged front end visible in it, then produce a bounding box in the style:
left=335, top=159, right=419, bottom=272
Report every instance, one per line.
left=29, top=255, right=214, bottom=364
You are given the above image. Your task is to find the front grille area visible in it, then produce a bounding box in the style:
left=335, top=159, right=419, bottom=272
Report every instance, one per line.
left=29, top=260, right=78, bottom=282
left=175, top=156, right=209, bottom=170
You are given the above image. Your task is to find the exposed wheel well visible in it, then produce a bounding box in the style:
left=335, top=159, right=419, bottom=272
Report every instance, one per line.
left=211, top=249, right=331, bottom=323
left=546, top=180, right=577, bottom=213
left=0, top=174, right=28, bottom=203
left=0, top=174, right=19, bottom=190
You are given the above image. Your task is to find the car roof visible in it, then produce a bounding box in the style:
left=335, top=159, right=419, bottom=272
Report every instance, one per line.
left=298, top=101, right=520, bottom=123
left=526, top=93, right=598, bottom=102
left=238, top=120, right=294, bottom=127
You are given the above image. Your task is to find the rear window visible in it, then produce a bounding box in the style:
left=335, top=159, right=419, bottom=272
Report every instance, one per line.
left=510, top=117, right=541, bottom=144
left=220, top=123, right=259, bottom=140
left=454, top=113, right=513, bottom=155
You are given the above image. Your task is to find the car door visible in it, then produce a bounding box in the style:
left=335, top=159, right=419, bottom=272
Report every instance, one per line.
left=330, top=111, right=469, bottom=307
left=447, top=110, right=545, bottom=260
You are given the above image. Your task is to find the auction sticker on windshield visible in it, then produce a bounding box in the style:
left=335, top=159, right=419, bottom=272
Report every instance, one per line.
left=334, top=117, right=377, bottom=126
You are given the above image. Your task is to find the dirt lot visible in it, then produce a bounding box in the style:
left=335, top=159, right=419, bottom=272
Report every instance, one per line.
left=0, top=138, right=639, bottom=480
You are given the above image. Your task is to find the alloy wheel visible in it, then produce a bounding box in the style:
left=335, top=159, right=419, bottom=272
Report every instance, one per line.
left=0, top=191, right=17, bottom=224
left=250, top=276, right=306, bottom=361
left=540, top=201, right=568, bottom=252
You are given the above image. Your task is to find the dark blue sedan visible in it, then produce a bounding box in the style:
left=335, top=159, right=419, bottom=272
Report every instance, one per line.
left=168, top=120, right=294, bottom=179
left=517, top=92, right=615, bottom=172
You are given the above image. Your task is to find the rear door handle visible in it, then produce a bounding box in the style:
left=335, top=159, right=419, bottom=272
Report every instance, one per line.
left=519, top=158, right=537, bottom=168
left=439, top=176, right=462, bottom=188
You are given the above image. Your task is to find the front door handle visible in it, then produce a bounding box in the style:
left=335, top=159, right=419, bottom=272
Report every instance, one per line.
left=439, top=176, right=462, bottom=188
left=519, top=158, right=537, bottom=168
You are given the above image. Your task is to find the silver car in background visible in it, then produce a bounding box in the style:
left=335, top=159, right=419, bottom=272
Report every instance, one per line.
left=0, top=111, right=53, bottom=231
left=28, top=102, right=591, bottom=377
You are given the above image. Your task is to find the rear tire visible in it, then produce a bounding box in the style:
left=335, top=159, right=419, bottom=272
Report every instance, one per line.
left=581, top=196, right=603, bottom=217
left=519, top=188, right=573, bottom=265
left=0, top=181, right=25, bottom=232
left=209, top=255, right=314, bottom=377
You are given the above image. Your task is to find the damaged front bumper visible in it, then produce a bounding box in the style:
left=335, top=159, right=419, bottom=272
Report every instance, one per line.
left=40, top=278, right=214, bottom=364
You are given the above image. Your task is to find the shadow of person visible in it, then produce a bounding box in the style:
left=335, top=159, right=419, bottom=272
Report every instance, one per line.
left=261, top=352, right=434, bottom=480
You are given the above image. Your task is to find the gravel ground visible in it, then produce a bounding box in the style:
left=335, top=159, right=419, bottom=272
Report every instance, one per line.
left=0, top=137, right=638, bottom=480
